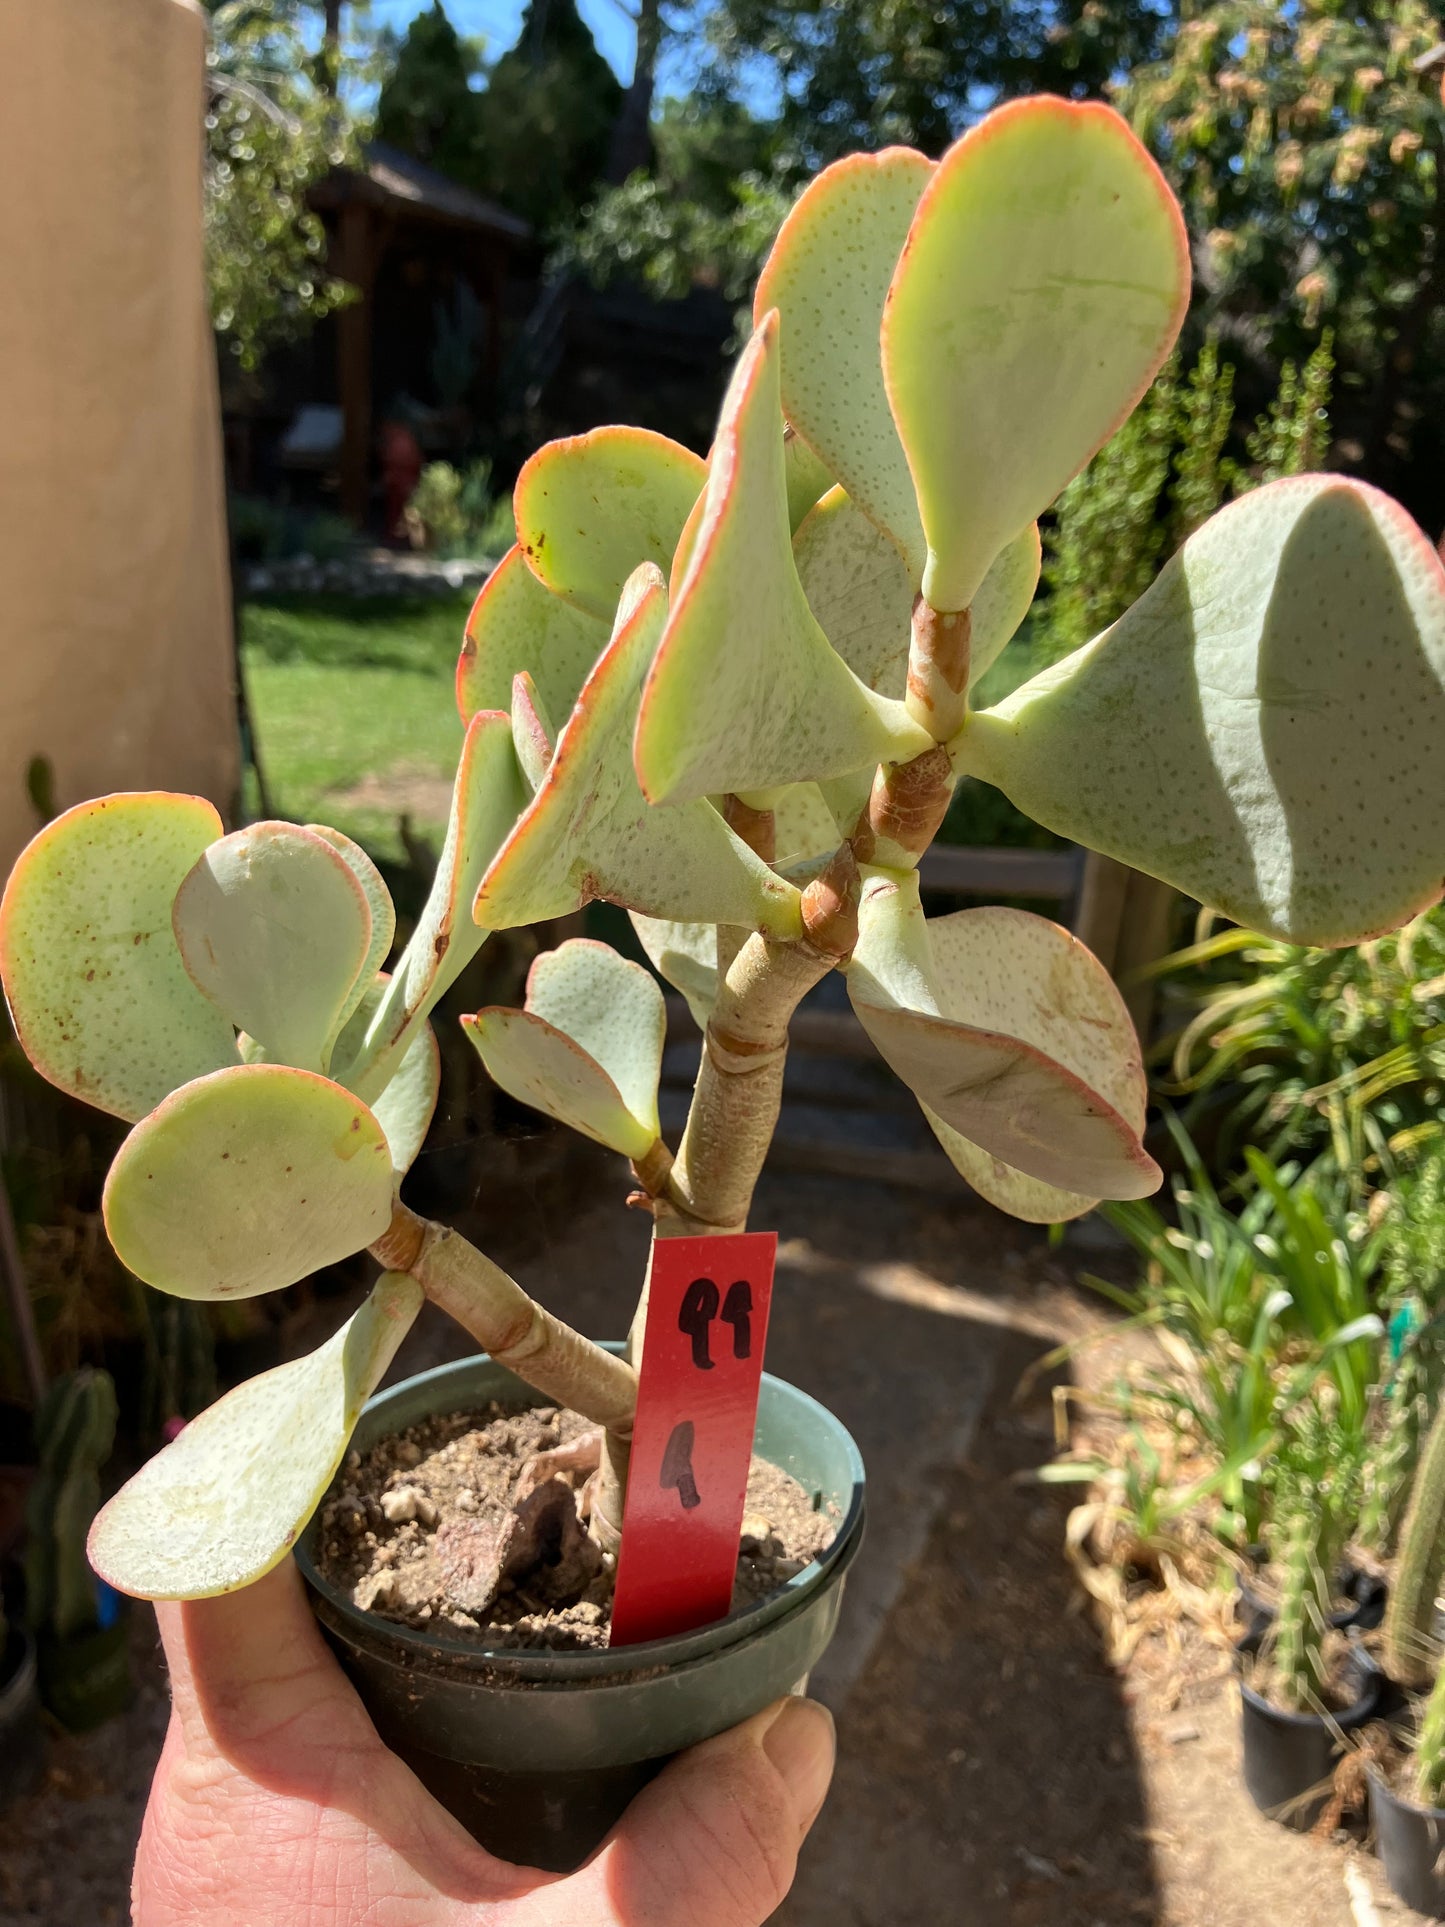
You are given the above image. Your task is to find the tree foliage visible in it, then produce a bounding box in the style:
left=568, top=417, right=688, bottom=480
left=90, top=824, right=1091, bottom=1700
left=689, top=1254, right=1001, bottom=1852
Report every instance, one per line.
left=204, top=1, right=359, bottom=372
left=1118, top=2, right=1445, bottom=474
left=375, top=0, right=620, bottom=234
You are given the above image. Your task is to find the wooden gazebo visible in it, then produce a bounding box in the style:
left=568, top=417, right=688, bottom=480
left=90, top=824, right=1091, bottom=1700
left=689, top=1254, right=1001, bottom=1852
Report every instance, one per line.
left=309, top=143, right=532, bottom=523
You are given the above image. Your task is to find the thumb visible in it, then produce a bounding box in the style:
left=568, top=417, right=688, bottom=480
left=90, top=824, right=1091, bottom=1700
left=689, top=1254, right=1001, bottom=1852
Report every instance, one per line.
left=538, top=1697, right=835, bottom=1927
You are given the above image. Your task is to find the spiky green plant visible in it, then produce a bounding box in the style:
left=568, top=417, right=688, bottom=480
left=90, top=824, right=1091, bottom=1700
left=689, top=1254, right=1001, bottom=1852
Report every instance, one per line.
left=1266, top=1403, right=1364, bottom=1712
left=3, top=96, right=1445, bottom=1610
left=1383, top=1391, right=1445, bottom=1805
left=25, top=1369, right=118, bottom=1641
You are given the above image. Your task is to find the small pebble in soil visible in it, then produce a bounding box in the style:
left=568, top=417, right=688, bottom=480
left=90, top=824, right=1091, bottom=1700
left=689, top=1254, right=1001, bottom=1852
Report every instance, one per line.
left=318, top=1400, right=837, bottom=1651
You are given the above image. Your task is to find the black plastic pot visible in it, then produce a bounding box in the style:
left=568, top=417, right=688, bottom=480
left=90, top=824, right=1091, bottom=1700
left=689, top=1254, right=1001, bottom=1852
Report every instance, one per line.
left=298, top=1349, right=865, bottom=1873
left=1371, top=1769, right=1445, bottom=1916
left=37, top=1618, right=133, bottom=1732
left=0, top=1628, right=45, bottom=1811
left=1236, top=1632, right=1382, bottom=1831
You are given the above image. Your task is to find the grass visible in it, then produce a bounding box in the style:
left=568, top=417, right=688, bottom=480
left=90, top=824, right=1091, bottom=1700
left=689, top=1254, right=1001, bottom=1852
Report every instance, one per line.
left=240, top=594, right=472, bottom=863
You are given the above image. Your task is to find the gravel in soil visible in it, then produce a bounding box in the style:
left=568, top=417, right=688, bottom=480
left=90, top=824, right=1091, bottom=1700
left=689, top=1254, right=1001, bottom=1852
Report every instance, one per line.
left=315, top=1401, right=836, bottom=1650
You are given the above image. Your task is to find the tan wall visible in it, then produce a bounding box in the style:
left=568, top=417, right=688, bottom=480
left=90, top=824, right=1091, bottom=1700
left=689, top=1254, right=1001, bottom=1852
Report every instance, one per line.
left=0, top=0, right=238, bottom=878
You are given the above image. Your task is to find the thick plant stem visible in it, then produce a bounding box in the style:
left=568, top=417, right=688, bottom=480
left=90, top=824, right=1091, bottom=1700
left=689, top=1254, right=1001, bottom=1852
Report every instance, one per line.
left=1385, top=1395, right=1445, bottom=1687
left=370, top=1201, right=638, bottom=1433
left=1417, top=1662, right=1445, bottom=1808
left=590, top=849, right=861, bottom=1550
left=905, top=595, right=970, bottom=740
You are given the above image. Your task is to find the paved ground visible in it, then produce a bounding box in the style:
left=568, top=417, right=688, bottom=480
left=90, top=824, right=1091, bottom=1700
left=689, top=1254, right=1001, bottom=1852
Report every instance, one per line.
left=0, top=1134, right=1429, bottom=1924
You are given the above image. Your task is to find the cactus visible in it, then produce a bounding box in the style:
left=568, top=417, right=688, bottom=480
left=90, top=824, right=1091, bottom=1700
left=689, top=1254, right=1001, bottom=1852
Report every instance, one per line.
left=25, top=1369, right=118, bottom=1641
left=2, top=95, right=1445, bottom=1610
left=1266, top=1408, right=1359, bottom=1712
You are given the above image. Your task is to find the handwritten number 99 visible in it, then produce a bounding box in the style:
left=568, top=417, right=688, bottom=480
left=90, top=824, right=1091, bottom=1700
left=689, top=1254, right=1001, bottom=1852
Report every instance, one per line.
left=677, top=1278, right=753, bottom=1370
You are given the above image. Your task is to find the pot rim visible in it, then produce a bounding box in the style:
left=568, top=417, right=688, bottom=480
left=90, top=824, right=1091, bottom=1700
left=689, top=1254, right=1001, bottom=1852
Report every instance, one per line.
left=0, top=1628, right=38, bottom=1723
left=1236, top=1636, right=1381, bottom=1731
left=1368, top=1764, right=1445, bottom=1822
left=297, top=1347, right=866, bottom=1681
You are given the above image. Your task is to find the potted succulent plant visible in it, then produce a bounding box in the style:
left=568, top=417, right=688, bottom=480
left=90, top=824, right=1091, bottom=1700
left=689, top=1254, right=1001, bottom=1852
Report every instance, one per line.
left=4, top=94, right=1445, bottom=1872
left=1235, top=1409, right=1380, bottom=1830
left=1372, top=1396, right=1445, bottom=1913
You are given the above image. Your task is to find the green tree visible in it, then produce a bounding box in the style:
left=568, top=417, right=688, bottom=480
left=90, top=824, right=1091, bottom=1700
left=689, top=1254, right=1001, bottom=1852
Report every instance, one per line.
left=569, top=97, right=790, bottom=305
left=1119, top=2, right=1445, bottom=483
left=373, top=2, right=486, bottom=185
left=700, top=0, right=1167, bottom=166
left=474, top=0, right=623, bottom=233
left=204, top=0, right=360, bottom=371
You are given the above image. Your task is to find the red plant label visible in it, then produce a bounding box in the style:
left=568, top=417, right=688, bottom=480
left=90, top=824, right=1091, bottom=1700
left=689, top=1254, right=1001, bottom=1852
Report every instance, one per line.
left=609, top=1231, right=777, bottom=1646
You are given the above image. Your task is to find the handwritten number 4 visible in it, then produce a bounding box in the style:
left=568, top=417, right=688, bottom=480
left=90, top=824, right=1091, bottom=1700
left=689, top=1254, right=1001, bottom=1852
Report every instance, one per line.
left=678, top=1278, right=753, bottom=1370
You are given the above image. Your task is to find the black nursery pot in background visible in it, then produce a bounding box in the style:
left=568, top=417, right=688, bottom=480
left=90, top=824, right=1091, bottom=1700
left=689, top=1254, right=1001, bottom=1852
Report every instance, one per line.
left=0, top=1628, right=45, bottom=1812
left=1371, top=1770, right=1445, bottom=1918
left=1236, top=1629, right=1382, bottom=1831
left=297, top=1350, right=866, bottom=1873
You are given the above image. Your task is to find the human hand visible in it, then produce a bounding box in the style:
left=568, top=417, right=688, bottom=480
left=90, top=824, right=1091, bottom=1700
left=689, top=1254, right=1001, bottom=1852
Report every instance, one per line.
left=133, top=1558, right=836, bottom=1926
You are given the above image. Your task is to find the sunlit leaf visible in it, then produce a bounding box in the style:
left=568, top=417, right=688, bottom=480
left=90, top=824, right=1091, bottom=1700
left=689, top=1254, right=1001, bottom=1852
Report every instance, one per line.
left=756, top=147, right=934, bottom=576
left=883, top=98, right=1188, bottom=612
left=634, top=315, right=931, bottom=806
left=511, top=670, right=555, bottom=792
left=629, top=913, right=718, bottom=1032
left=794, top=489, right=1041, bottom=701
left=784, top=428, right=834, bottom=532
left=476, top=565, right=802, bottom=935
left=0, top=793, right=238, bottom=1121
left=962, top=476, right=1445, bottom=945
left=456, top=544, right=608, bottom=726
left=88, top=1272, right=422, bottom=1600
left=922, top=1115, right=1097, bottom=1224
left=514, top=425, right=706, bottom=621
left=464, top=939, right=665, bottom=1158
left=103, top=1064, right=394, bottom=1300
left=173, top=822, right=373, bottom=1073
left=772, top=783, right=846, bottom=870
left=307, top=827, right=396, bottom=1053
left=847, top=871, right=1157, bottom=1200
left=350, top=710, right=526, bottom=1097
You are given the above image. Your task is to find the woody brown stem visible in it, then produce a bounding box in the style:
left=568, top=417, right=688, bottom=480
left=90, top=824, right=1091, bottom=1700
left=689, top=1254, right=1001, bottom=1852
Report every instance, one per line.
left=591, top=847, right=861, bottom=1549
left=369, top=1201, right=637, bottom=1432
left=852, top=745, right=955, bottom=870
left=723, top=793, right=776, bottom=864
left=906, top=594, right=971, bottom=741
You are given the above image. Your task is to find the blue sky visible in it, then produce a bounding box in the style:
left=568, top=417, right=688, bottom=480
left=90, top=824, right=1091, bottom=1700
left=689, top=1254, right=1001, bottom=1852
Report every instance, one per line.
left=363, top=0, right=639, bottom=85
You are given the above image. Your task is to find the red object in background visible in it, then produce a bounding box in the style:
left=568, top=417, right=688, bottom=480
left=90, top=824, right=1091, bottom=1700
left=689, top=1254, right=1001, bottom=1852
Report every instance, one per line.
left=380, top=420, right=424, bottom=542
left=609, top=1233, right=776, bottom=1647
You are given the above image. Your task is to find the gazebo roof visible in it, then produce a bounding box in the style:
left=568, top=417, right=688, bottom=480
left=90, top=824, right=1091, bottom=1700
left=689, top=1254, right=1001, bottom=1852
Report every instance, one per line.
left=311, top=142, right=532, bottom=245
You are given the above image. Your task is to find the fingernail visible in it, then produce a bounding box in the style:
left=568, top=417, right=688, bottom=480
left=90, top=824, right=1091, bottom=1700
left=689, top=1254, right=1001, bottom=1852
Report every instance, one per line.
left=761, top=1697, right=836, bottom=1828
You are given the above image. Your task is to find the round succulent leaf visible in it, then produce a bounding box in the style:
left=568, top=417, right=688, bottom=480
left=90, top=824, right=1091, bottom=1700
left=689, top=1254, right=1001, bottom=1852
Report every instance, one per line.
left=969, top=524, right=1042, bottom=689
left=922, top=1109, right=1097, bottom=1224
left=350, top=710, right=526, bottom=1098
left=511, top=670, right=556, bottom=793
left=755, top=147, right=935, bottom=577
left=456, top=545, right=609, bottom=726
left=526, top=938, right=665, bottom=1141
left=773, top=783, right=848, bottom=868
left=371, top=1018, right=440, bottom=1176
left=464, top=1008, right=655, bottom=1157
left=103, top=1063, right=395, bottom=1300
left=0, top=793, right=239, bottom=1121
left=784, top=429, right=834, bottom=532
left=306, top=826, right=397, bottom=1051
left=88, top=1272, right=423, bottom=1600
left=794, top=486, right=914, bottom=695
left=476, top=565, right=802, bottom=936
left=847, top=872, right=1157, bottom=1199
left=628, top=913, right=718, bottom=1032
left=514, top=426, right=707, bottom=622
left=173, top=822, right=374, bottom=1073
left=961, top=476, right=1445, bottom=947
left=634, top=314, right=932, bottom=807
left=882, top=98, right=1189, bottom=613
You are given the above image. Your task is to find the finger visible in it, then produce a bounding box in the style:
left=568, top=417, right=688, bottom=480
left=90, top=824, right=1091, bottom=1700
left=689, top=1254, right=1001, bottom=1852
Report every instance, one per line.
left=156, top=1558, right=375, bottom=1774
left=528, top=1696, right=835, bottom=1927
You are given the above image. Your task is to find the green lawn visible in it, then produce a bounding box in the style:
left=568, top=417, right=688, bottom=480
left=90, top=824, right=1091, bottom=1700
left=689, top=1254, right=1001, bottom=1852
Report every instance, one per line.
left=240, top=594, right=473, bottom=863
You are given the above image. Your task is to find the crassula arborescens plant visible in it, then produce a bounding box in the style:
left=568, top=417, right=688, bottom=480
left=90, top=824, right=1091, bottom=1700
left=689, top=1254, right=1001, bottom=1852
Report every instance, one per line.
left=4, top=95, right=1445, bottom=1607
